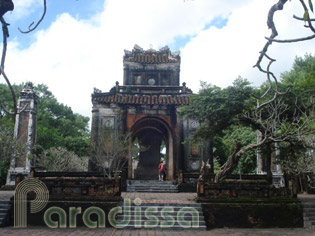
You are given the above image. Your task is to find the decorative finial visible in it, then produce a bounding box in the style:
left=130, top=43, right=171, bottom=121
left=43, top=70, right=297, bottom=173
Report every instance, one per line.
left=115, top=81, right=119, bottom=93
left=182, top=82, right=187, bottom=93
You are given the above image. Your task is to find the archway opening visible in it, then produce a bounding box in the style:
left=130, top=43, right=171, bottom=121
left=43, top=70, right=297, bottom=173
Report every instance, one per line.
left=132, top=129, right=164, bottom=180
left=129, top=117, right=174, bottom=180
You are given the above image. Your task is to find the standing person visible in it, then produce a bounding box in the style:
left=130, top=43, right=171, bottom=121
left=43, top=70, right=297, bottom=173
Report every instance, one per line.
left=158, top=161, right=165, bottom=181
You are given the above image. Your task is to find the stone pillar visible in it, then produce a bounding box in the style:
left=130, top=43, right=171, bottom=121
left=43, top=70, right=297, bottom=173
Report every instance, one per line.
left=256, top=130, right=265, bottom=174
left=6, top=83, right=37, bottom=186
left=272, top=142, right=285, bottom=188
left=176, top=107, right=184, bottom=172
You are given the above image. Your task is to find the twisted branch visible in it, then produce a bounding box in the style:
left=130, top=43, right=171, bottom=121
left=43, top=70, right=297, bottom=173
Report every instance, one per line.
left=0, top=16, right=18, bottom=116
left=18, top=0, right=47, bottom=34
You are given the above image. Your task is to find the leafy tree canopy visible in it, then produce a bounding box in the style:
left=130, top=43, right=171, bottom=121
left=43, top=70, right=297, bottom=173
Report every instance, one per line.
left=180, top=77, right=255, bottom=140
left=0, top=83, right=90, bottom=156
left=280, top=54, right=315, bottom=104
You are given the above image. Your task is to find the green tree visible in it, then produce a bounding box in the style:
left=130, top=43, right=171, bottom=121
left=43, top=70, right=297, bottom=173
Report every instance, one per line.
left=221, top=125, right=257, bottom=174
left=180, top=77, right=255, bottom=141
left=180, top=77, right=256, bottom=173
left=181, top=69, right=314, bottom=183
left=280, top=54, right=315, bottom=104
left=35, top=84, right=90, bottom=156
left=0, top=83, right=90, bottom=157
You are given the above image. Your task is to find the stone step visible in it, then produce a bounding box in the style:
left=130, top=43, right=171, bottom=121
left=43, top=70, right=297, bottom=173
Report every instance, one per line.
left=116, top=224, right=207, bottom=230
left=116, top=220, right=205, bottom=225
left=127, top=186, right=178, bottom=189
left=127, top=189, right=179, bottom=193
left=116, top=210, right=204, bottom=216
left=118, top=202, right=202, bottom=207
left=126, top=189, right=179, bottom=193
left=0, top=204, right=10, bottom=210
left=303, top=208, right=315, bottom=213
left=117, top=215, right=205, bottom=220
left=302, top=202, right=315, bottom=208
left=127, top=185, right=178, bottom=188
left=304, top=213, right=315, bottom=218
left=126, top=180, right=179, bottom=193
left=0, top=209, right=10, bottom=213
left=0, top=213, right=7, bottom=217
left=116, top=206, right=203, bottom=210
left=299, top=196, right=315, bottom=229
left=114, top=201, right=206, bottom=230
left=127, top=180, right=176, bottom=184
left=0, top=201, right=11, bottom=227
left=127, top=189, right=178, bottom=193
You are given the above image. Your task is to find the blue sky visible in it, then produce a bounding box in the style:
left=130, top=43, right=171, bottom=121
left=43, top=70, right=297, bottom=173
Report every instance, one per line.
left=2, top=0, right=314, bottom=123
left=8, top=0, right=105, bottom=49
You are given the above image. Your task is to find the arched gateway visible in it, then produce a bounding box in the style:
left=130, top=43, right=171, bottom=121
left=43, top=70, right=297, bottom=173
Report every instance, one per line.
left=90, top=45, right=209, bottom=180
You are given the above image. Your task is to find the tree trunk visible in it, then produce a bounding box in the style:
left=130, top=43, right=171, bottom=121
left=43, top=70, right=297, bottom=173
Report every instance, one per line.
left=214, top=141, right=242, bottom=183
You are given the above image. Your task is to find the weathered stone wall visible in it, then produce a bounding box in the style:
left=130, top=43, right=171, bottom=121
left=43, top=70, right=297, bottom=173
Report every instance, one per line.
left=16, top=174, right=122, bottom=201
left=10, top=200, right=119, bottom=227
left=202, top=199, right=303, bottom=228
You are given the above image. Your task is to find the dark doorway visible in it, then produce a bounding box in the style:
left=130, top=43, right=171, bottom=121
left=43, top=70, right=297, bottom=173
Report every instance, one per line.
left=133, top=129, right=164, bottom=180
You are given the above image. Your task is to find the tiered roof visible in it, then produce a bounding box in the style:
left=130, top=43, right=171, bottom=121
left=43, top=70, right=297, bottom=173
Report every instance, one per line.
left=124, top=45, right=180, bottom=64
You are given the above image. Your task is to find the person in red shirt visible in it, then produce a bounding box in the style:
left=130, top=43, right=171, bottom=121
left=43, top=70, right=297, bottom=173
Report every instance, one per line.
left=158, top=161, right=166, bottom=181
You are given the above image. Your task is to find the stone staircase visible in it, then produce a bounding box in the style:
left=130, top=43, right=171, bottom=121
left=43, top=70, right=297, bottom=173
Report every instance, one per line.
left=299, top=196, right=315, bottom=229
left=115, top=201, right=206, bottom=230
left=0, top=201, right=11, bottom=227
left=127, top=180, right=178, bottom=193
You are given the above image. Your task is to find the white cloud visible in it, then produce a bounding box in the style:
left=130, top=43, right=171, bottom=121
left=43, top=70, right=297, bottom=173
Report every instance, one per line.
left=5, top=0, right=42, bottom=22
left=181, top=0, right=315, bottom=92
left=3, top=0, right=315, bottom=123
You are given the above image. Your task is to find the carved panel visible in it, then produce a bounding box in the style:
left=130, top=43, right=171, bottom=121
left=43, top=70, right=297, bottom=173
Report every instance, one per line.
left=101, top=116, right=115, bottom=129
left=189, top=120, right=199, bottom=130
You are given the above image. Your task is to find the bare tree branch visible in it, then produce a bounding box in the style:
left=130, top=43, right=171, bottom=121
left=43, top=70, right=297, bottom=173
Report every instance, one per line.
left=0, top=16, right=18, bottom=117
left=18, top=0, right=47, bottom=34
left=0, top=102, right=28, bottom=116
left=254, top=0, right=288, bottom=70
left=216, top=95, right=314, bottom=183
left=265, top=34, right=315, bottom=43
left=293, top=14, right=315, bottom=21
left=299, top=0, right=315, bottom=33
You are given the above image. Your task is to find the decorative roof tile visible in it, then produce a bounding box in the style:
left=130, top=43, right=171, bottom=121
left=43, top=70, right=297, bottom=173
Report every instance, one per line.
left=92, top=94, right=190, bottom=106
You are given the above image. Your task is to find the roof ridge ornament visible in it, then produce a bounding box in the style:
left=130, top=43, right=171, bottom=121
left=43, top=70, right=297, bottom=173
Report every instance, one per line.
left=124, top=45, right=180, bottom=64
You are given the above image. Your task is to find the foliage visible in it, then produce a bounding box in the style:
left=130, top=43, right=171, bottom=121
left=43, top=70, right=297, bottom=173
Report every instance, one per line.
left=36, top=147, right=88, bottom=172
left=279, top=136, right=315, bottom=192
left=180, top=77, right=256, bottom=174
left=0, top=83, right=90, bottom=156
left=222, top=125, right=257, bottom=174
left=0, top=124, right=26, bottom=183
left=280, top=54, right=315, bottom=105
left=212, top=125, right=257, bottom=174
left=180, top=77, right=255, bottom=141
left=181, top=55, right=314, bottom=182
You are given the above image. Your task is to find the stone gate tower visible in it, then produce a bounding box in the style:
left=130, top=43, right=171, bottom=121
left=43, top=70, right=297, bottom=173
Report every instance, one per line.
left=6, top=82, right=37, bottom=186
left=91, top=45, right=208, bottom=180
